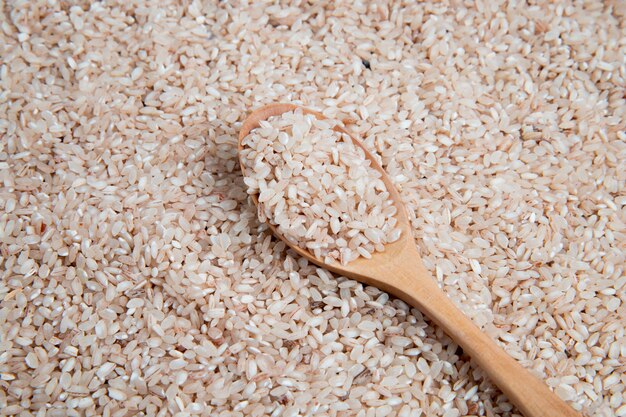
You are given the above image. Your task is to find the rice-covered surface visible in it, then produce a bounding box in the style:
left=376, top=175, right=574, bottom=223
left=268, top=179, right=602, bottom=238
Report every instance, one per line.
left=1, top=1, right=625, bottom=416
left=241, top=109, right=402, bottom=265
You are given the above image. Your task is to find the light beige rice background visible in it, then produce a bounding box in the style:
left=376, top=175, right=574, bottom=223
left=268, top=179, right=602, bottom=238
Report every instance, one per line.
left=0, top=1, right=624, bottom=417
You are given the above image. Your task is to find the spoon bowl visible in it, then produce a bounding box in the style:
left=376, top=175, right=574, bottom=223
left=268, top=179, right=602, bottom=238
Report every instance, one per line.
left=238, top=103, right=582, bottom=417
left=238, top=103, right=414, bottom=290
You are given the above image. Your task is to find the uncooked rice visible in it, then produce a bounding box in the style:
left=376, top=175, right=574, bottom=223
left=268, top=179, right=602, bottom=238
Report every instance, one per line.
left=241, top=109, right=402, bottom=265
left=0, top=1, right=625, bottom=417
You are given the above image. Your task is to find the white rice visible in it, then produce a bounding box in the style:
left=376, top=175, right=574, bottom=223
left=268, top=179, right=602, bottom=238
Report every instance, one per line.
left=241, top=110, right=402, bottom=265
left=0, top=1, right=624, bottom=417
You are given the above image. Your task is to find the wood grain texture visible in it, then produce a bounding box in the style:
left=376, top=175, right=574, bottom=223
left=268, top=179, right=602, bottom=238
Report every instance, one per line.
left=239, top=103, right=583, bottom=417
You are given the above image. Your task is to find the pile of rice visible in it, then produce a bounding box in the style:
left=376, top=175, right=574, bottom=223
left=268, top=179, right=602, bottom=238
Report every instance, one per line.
left=241, top=109, right=402, bottom=265
left=1, top=1, right=624, bottom=416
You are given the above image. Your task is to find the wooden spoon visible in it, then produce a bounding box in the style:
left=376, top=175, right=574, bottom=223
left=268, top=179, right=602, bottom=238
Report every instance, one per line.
left=238, top=103, right=582, bottom=417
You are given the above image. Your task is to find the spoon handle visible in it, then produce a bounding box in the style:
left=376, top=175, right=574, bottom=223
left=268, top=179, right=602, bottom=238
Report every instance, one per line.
left=391, top=254, right=582, bottom=417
